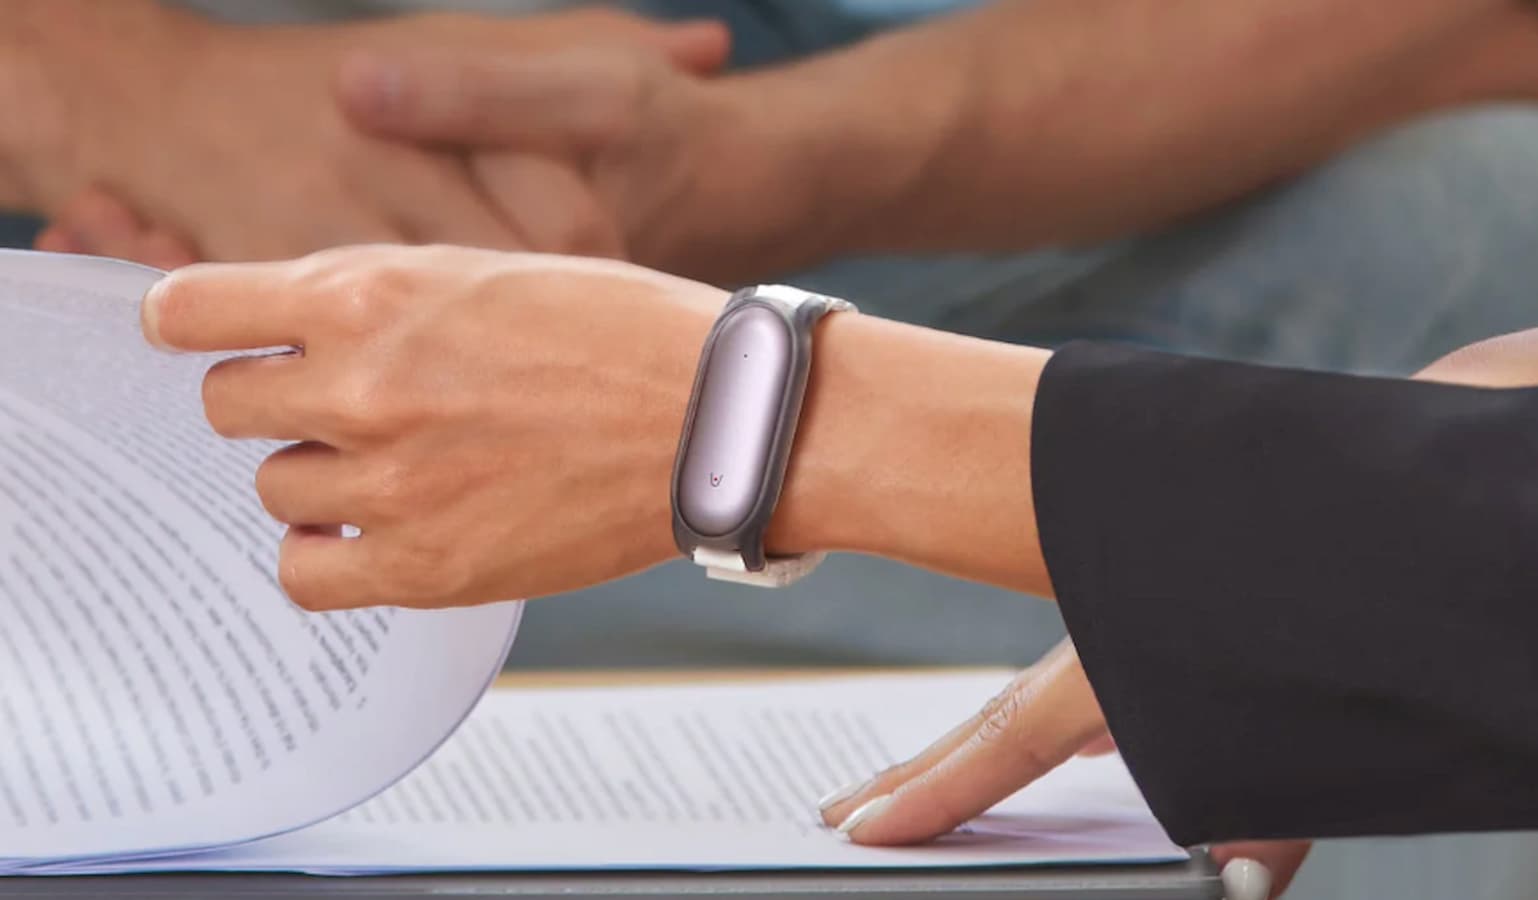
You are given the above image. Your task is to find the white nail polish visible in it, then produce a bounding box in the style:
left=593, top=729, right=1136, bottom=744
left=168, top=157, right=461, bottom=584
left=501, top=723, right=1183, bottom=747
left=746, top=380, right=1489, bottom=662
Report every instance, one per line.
left=140, top=278, right=182, bottom=352
left=1221, top=858, right=1273, bottom=900
left=141, top=282, right=170, bottom=352
left=817, top=779, right=867, bottom=812
left=836, top=794, right=894, bottom=840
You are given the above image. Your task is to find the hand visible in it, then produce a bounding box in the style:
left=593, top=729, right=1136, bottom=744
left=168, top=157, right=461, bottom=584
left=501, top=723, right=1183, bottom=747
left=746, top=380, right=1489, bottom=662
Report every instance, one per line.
left=816, top=640, right=1311, bottom=894
left=817, top=326, right=1538, bottom=895
left=26, top=6, right=729, bottom=263
left=142, top=245, right=724, bottom=608
left=331, top=41, right=756, bottom=279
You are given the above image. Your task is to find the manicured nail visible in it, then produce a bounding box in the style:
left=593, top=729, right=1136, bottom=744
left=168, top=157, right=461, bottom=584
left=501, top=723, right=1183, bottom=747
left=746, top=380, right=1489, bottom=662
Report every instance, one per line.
left=141, top=278, right=174, bottom=352
left=817, top=779, right=868, bottom=813
left=836, top=794, right=894, bottom=840
left=1220, top=858, right=1273, bottom=900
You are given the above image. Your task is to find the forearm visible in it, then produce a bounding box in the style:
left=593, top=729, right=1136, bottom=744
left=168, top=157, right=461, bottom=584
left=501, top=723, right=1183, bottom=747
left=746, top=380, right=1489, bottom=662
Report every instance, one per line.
left=765, top=312, right=1055, bottom=596
left=674, top=0, right=1518, bottom=277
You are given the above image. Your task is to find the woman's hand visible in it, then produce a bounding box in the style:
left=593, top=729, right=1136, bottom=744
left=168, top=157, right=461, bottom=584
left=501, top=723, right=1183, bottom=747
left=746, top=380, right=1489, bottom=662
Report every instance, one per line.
left=142, top=245, right=724, bottom=609
left=816, top=639, right=1313, bottom=898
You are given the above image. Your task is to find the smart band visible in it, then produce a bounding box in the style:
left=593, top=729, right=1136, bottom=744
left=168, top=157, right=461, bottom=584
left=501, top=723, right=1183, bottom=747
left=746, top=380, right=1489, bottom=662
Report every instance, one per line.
left=670, top=285, right=855, bottom=587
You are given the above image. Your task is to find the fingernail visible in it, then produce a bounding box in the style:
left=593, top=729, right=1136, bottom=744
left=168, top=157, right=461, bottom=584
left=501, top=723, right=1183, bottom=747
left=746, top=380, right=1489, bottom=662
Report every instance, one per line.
left=340, top=55, right=406, bottom=118
left=836, top=794, right=894, bottom=841
left=1221, top=858, right=1273, bottom=900
left=817, top=779, right=868, bottom=813
left=141, top=278, right=173, bottom=352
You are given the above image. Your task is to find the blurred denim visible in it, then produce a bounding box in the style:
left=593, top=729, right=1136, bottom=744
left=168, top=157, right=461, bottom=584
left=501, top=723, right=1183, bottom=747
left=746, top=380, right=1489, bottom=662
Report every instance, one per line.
left=0, top=215, right=39, bottom=250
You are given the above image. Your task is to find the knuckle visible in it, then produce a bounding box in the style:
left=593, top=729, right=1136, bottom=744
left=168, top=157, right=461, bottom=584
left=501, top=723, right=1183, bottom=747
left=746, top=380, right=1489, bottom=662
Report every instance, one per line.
left=323, top=369, right=394, bottom=439
left=359, top=458, right=416, bottom=521
left=973, top=691, right=1052, bottom=774
left=975, top=690, right=1029, bottom=746
left=296, top=255, right=415, bottom=334
left=335, top=268, right=407, bottom=331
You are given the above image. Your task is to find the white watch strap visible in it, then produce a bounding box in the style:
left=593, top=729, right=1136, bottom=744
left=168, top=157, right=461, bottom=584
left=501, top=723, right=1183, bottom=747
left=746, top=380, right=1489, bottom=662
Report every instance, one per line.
left=756, top=283, right=856, bottom=314
left=693, top=548, right=829, bottom=588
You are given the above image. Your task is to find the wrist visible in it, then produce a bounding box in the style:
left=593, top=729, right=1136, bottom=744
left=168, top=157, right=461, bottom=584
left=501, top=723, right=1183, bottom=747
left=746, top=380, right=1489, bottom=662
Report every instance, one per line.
left=765, top=311, right=1054, bottom=595
left=636, top=39, right=972, bottom=283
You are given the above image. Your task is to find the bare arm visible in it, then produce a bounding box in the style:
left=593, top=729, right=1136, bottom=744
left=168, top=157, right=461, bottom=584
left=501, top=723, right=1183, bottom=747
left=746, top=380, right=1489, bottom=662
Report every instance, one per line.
left=670, top=0, right=1526, bottom=276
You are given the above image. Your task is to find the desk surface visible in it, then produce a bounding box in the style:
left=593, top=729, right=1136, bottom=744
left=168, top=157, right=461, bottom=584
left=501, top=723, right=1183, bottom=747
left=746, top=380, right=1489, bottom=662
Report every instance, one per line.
left=1, top=670, right=1219, bottom=900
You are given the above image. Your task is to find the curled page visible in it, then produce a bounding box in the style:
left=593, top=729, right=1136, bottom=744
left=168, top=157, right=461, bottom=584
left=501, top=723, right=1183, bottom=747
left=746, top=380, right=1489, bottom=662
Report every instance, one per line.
left=0, top=251, right=521, bottom=867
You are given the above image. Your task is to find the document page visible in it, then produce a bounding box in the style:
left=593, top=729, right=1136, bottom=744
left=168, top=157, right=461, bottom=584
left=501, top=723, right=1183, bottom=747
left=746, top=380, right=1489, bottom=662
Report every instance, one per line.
left=0, top=251, right=523, bottom=868
left=47, top=673, right=1185, bottom=875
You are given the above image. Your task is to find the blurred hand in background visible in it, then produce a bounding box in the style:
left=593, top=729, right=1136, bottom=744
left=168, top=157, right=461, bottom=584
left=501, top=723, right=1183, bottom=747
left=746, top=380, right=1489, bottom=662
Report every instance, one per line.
left=10, top=1, right=726, bottom=267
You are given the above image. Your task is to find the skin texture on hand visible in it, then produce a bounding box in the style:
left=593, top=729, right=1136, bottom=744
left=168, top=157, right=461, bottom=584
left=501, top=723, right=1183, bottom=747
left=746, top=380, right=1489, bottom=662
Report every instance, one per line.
left=142, top=246, right=725, bottom=608
left=20, top=5, right=729, bottom=264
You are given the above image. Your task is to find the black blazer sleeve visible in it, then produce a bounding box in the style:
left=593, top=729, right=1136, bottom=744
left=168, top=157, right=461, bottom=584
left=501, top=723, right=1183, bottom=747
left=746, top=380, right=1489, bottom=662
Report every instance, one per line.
left=1032, top=341, right=1538, bottom=846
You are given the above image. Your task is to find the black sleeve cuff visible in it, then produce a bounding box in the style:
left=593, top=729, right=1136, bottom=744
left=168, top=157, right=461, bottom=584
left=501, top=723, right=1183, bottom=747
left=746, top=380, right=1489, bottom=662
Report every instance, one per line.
left=1032, top=342, right=1538, bottom=845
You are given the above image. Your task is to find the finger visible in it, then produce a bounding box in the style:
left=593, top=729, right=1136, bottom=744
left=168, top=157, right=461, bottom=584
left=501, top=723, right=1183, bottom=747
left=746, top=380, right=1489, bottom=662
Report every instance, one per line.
left=143, top=260, right=310, bottom=352
left=653, top=19, right=731, bottom=74
left=469, top=153, right=624, bottom=257
left=840, top=648, right=1107, bottom=845
left=200, top=352, right=312, bottom=440
left=277, top=526, right=383, bottom=611
left=363, top=147, right=524, bottom=250
left=136, top=230, right=201, bottom=270
left=337, top=48, right=648, bottom=153
left=1211, top=841, right=1312, bottom=899
left=255, top=442, right=357, bottom=528
left=820, top=642, right=1082, bottom=828
left=57, top=186, right=144, bottom=256
left=34, top=224, right=84, bottom=254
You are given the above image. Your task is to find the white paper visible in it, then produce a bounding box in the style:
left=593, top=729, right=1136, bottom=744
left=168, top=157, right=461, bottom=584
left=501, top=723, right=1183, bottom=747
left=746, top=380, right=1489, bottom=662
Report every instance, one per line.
left=32, top=673, right=1185, bottom=875
left=0, top=251, right=523, bottom=868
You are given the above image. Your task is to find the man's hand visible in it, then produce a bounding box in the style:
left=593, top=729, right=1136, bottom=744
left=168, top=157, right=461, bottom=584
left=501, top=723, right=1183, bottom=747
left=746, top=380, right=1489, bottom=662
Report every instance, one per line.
left=333, top=44, right=733, bottom=275
left=21, top=5, right=728, bottom=264
left=142, top=246, right=726, bottom=608
left=323, top=0, right=1536, bottom=287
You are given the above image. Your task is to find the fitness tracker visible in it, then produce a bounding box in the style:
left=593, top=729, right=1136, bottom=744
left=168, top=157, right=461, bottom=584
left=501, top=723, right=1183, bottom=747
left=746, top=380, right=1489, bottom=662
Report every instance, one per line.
left=671, top=285, right=855, bottom=587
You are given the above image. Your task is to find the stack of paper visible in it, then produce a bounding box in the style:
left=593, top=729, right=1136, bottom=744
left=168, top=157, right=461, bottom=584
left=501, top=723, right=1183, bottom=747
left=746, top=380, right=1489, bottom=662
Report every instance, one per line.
left=0, top=252, right=1182, bottom=877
